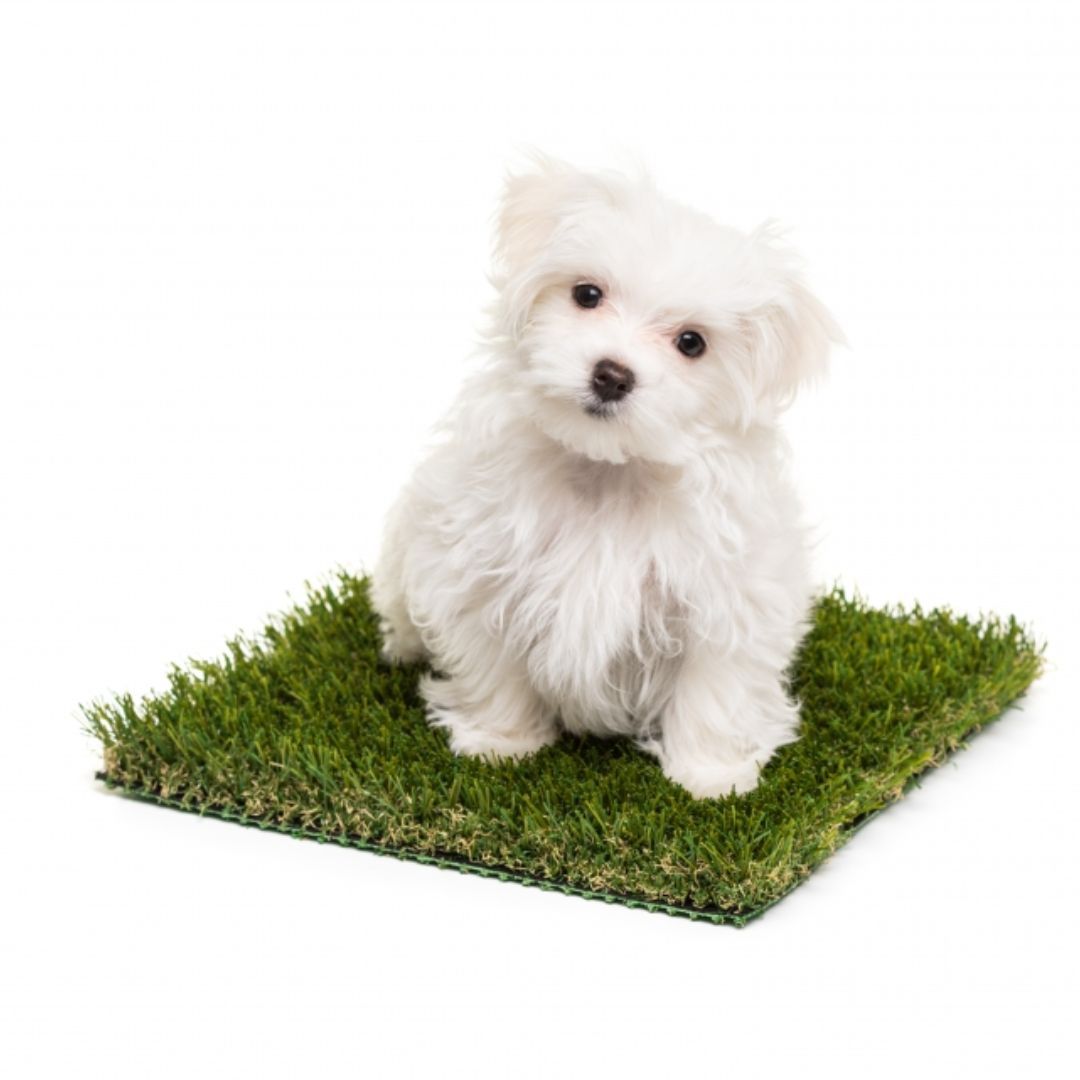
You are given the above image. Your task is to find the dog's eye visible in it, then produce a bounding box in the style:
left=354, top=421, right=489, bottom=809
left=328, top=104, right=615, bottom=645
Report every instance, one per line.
left=675, top=330, right=707, bottom=359
left=572, top=283, right=603, bottom=309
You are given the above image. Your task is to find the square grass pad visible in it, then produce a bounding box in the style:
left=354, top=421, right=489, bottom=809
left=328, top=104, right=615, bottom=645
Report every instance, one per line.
left=88, top=573, right=1043, bottom=925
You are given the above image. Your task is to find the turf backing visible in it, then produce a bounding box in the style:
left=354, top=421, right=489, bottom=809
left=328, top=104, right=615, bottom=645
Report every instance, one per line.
left=86, top=573, right=1043, bottom=925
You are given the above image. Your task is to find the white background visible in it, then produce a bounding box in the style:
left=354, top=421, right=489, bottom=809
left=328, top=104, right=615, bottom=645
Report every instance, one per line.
left=2, top=1, right=1078, bottom=1076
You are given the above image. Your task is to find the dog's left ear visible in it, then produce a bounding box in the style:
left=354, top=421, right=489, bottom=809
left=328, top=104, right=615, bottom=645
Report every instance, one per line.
left=744, top=227, right=844, bottom=409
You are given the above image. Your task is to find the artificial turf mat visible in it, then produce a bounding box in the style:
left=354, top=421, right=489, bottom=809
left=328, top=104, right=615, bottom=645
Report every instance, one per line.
left=86, top=572, right=1043, bottom=925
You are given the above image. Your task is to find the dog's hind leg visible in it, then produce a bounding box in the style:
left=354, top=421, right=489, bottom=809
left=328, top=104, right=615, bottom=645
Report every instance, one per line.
left=371, top=493, right=428, bottom=665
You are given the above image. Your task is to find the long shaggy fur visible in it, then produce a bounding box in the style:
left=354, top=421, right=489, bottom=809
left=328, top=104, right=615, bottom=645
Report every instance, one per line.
left=373, top=155, right=842, bottom=797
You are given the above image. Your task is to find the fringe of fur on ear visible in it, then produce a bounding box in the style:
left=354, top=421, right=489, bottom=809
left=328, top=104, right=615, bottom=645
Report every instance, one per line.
left=746, top=221, right=845, bottom=409
left=490, top=154, right=660, bottom=341
left=493, top=152, right=655, bottom=279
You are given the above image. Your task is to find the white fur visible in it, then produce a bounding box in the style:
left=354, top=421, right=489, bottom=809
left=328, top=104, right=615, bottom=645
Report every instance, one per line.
left=372, top=155, right=842, bottom=798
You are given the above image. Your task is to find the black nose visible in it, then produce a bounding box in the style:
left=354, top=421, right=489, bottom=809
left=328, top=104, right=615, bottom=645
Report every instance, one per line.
left=590, top=359, right=635, bottom=403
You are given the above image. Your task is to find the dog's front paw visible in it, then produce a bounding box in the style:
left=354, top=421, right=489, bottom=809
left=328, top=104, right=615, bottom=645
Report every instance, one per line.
left=440, top=716, right=559, bottom=762
left=420, top=673, right=559, bottom=762
left=661, top=752, right=771, bottom=799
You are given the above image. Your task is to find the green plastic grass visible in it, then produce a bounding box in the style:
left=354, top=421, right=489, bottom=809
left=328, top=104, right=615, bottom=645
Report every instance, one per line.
left=86, top=572, right=1043, bottom=925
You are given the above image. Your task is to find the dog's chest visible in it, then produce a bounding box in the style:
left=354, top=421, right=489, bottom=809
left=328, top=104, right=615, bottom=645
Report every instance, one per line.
left=496, top=462, right=696, bottom=735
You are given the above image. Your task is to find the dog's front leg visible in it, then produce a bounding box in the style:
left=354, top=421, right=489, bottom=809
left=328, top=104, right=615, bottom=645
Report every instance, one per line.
left=420, top=640, right=559, bottom=762
left=656, top=642, right=800, bottom=799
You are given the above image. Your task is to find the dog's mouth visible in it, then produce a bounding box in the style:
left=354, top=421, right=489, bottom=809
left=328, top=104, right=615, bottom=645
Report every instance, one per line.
left=584, top=399, right=618, bottom=420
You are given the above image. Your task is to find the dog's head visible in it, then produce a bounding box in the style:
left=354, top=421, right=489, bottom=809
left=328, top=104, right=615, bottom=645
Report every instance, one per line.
left=490, top=156, right=842, bottom=465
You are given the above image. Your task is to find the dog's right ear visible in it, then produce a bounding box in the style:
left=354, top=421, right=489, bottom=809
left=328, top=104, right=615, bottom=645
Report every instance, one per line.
left=492, top=154, right=625, bottom=337
left=494, top=153, right=582, bottom=280
left=492, top=154, right=602, bottom=338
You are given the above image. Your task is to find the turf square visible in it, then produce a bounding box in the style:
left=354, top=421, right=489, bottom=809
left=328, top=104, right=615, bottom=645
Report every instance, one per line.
left=87, top=573, right=1042, bottom=924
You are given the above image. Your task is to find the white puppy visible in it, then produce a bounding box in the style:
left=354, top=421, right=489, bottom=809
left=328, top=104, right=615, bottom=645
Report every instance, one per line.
left=373, top=156, right=841, bottom=798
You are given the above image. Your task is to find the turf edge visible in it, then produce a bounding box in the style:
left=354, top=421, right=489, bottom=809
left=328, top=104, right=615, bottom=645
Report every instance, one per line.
left=93, top=686, right=1036, bottom=929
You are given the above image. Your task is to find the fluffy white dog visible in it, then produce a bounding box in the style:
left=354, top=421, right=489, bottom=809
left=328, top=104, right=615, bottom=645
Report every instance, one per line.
left=373, top=156, right=841, bottom=798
